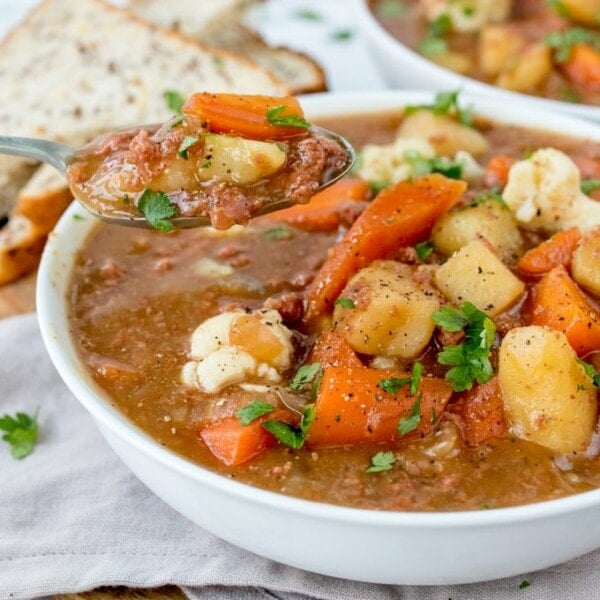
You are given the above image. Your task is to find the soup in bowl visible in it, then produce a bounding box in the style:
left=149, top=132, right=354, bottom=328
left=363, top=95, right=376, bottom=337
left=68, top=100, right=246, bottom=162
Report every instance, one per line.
left=353, top=0, right=600, bottom=121
left=38, top=90, right=600, bottom=584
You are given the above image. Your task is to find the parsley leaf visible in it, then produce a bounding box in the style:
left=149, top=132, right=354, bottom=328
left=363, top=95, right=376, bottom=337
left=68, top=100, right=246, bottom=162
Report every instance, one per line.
left=545, top=27, right=600, bottom=63
left=334, top=297, right=355, bottom=309
left=163, top=90, right=185, bottom=114
left=137, top=189, right=177, bottom=232
left=177, top=135, right=199, bottom=159
left=378, top=361, right=423, bottom=396
left=235, top=401, right=275, bottom=425
left=581, top=179, right=600, bottom=195
left=415, top=241, right=435, bottom=261
left=405, top=90, right=473, bottom=126
left=366, top=450, right=396, bottom=473
left=0, top=411, right=38, bottom=459
left=398, top=395, right=422, bottom=436
left=469, top=189, right=508, bottom=208
left=266, top=106, right=310, bottom=129
left=295, top=9, right=323, bottom=21
left=331, top=29, right=354, bottom=41
left=419, top=14, right=451, bottom=56
left=377, top=0, right=408, bottom=18
left=289, top=362, right=322, bottom=393
left=518, top=580, right=531, bottom=589
left=576, top=358, right=600, bottom=387
left=262, top=226, right=293, bottom=241
left=263, top=403, right=315, bottom=449
left=434, top=302, right=496, bottom=392
left=403, top=150, right=464, bottom=179
left=547, top=0, right=570, bottom=17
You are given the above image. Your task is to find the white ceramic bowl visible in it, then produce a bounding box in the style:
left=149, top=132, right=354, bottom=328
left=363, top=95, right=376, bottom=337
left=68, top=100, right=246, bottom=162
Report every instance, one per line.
left=38, top=90, right=600, bottom=585
left=352, top=0, right=600, bottom=123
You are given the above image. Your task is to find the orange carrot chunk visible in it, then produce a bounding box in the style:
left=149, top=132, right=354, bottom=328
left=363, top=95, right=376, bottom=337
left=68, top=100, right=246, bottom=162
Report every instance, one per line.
left=564, top=44, right=600, bottom=91
left=304, top=174, right=466, bottom=321
left=306, top=366, right=453, bottom=447
left=516, top=227, right=581, bottom=278
left=308, top=330, right=363, bottom=369
left=183, top=93, right=308, bottom=140
left=448, top=376, right=507, bottom=447
left=484, top=155, right=517, bottom=189
left=265, top=178, right=369, bottom=231
left=526, top=264, right=600, bottom=356
left=199, top=410, right=296, bottom=466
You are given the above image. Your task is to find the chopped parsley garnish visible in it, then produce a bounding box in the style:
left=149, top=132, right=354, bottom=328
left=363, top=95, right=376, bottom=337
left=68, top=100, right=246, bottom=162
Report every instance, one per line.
left=469, top=189, right=507, bottom=208
left=433, top=302, right=496, bottom=392
left=334, top=297, right=355, bottom=309
left=212, top=55, right=224, bottom=67
left=331, top=29, right=354, bottom=41
left=72, top=214, right=86, bottom=221
left=262, top=226, right=293, bottom=241
left=177, top=135, right=200, bottom=159
left=137, top=189, right=177, bottom=232
left=378, top=361, right=423, bottom=396
left=398, top=395, right=422, bottom=436
left=0, top=411, right=38, bottom=459
left=581, top=179, right=600, bottom=195
left=403, top=150, right=463, bottom=179
left=369, top=180, right=391, bottom=194
left=518, top=580, right=531, bottom=589
left=405, top=90, right=473, bottom=126
left=418, top=14, right=451, bottom=56
left=266, top=106, right=310, bottom=129
left=415, top=240, right=435, bottom=261
left=545, top=27, right=600, bottom=63
left=365, top=450, right=396, bottom=473
left=163, top=90, right=185, bottom=114
left=289, top=362, right=323, bottom=399
left=295, top=9, right=323, bottom=21
left=263, top=403, right=315, bottom=449
left=576, top=358, right=600, bottom=387
left=377, top=0, right=408, bottom=18
left=236, top=401, right=275, bottom=425
left=547, top=0, right=570, bottom=17
left=559, top=86, right=581, bottom=103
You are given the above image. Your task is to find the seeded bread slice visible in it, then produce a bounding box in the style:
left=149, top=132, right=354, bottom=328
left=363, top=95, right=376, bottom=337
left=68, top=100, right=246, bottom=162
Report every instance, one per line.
left=129, top=0, right=327, bottom=94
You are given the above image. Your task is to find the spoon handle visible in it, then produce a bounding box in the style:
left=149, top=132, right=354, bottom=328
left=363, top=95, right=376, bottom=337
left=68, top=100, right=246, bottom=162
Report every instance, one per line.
left=0, top=136, right=73, bottom=173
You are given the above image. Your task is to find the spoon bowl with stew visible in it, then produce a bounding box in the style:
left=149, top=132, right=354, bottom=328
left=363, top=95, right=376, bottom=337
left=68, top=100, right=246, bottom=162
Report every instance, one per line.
left=0, top=96, right=355, bottom=230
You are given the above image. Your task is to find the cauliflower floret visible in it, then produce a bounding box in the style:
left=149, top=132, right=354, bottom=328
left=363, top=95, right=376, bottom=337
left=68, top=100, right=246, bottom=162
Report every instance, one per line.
left=358, top=137, right=436, bottom=184
left=503, top=148, right=600, bottom=234
left=421, top=0, right=512, bottom=33
left=358, top=136, right=483, bottom=186
left=182, top=308, right=294, bottom=393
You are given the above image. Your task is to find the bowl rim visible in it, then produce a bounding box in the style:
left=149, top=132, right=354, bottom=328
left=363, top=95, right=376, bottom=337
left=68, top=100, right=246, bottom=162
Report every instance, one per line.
left=38, top=88, right=600, bottom=529
left=351, top=0, right=600, bottom=118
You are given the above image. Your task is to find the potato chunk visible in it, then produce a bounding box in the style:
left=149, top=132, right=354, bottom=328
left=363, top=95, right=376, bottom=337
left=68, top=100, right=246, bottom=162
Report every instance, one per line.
left=431, top=200, right=524, bottom=263
left=572, top=228, right=600, bottom=297
left=498, top=326, right=597, bottom=454
left=433, top=240, right=525, bottom=316
left=333, top=260, right=439, bottom=359
left=397, top=110, right=489, bottom=157
left=201, top=134, right=286, bottom=185
left=496, top=43, right=553, bottom=93
left=561, top=0, right=600, bottom=25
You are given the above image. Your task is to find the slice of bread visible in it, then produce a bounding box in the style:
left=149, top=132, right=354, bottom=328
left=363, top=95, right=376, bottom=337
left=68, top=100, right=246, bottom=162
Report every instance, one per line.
left=129, top=0, right=327, bottom=94
left=0, top=0, right=290, bottom=285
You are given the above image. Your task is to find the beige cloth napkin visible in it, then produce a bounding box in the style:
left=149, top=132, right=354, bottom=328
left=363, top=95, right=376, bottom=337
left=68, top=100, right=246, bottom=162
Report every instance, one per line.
left=1, top=312, right=600, bottom=600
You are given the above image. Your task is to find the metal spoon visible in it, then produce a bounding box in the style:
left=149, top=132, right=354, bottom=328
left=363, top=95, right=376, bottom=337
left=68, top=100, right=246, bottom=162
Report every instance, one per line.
left=0, top=126, right=355, bottom=229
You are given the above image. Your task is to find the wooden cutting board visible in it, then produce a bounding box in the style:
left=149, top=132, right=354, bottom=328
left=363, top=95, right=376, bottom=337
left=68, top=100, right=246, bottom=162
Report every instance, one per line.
left=0, top=276, right=187, bottom=599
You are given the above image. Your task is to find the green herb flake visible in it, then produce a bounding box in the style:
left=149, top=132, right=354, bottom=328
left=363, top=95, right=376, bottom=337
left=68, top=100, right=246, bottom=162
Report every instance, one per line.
left=369, top=180, right=391, bottom=194
left=469, top=189, right=507, bottom=208
left=434, top=302, right=496, bottom=392
left=405, top=90, right=473, bottom=127
left=137, top=189, right=177, bottom=232
left=377, top=0, right=408, bottom=18
left=212, top=55, right=224, bottom=67
left=334, top=297, right=355, bottom=309
left=419, top=36, right=448, bottom=56
left=545, top=27, right=600, bottom=63
left=419, top=14, right=451, bottom=56
left=366, top=450, right=396, bottom=473
left=415, top=240, right=435, bottom=261
left=403, top=150, right=463, bottom=179
left=289, top=362, right=322, bottom=392
left=72, top=214, right=86, bottom=221
left=0, top=411, right=38, bottom=459
left=378, top=361, right=423, bottom=396
left=177, top=135, right=200, bottom=159
left=398, top=395, right=422, bottom=436
left=331, top=29, right=354, bottom=41
left=262, top=226, right=293, bottom=241
left=582, top=179, right=600, bottom=195
left=266, top=105, right=310, bottom=129
left=547, top=0, right=570, bottom=17
left=236, top=401, right=275, bottom=425
left=263, top=403, right=315, bottom=449
left=163, top=89, right=185, bottom=114
left=559, top=86, right=581, bottom=103
left=295, top=9, right=323, bottom=21
left=518, top=580, right=531, bottom=590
